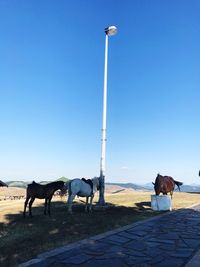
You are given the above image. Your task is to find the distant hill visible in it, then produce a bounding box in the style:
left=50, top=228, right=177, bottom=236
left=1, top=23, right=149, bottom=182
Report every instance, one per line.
left=180, top=184, right=200, bottom=193
left=56, top=177, right=69, bottom=183
left=106, top=182, right=200, bottom=193
left=106, top=182, right=151, bottom=191
left=6, top=181, right=28, bottom=188
left=6, top=177, right=69, bottom=189
left=105, top=184, right=135, bottom=194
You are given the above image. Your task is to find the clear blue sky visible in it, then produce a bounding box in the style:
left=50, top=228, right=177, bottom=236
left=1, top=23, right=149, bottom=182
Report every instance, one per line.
left=0, top=0, right=200, bottom=184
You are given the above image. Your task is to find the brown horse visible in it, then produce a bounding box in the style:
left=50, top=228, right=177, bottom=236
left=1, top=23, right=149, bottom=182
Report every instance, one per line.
left=153, top=174, right=183, bottom=199
left=23, top=181, right=65, bottom=217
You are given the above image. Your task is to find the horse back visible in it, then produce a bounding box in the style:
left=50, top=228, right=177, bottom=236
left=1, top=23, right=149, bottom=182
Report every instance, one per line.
left=26, top=183, right=44, bottom=198
left=70, top=178, right=92, bottom=197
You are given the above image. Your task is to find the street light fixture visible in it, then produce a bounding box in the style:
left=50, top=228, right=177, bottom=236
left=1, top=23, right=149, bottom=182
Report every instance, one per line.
left=98, top=26, right=117, bottom=206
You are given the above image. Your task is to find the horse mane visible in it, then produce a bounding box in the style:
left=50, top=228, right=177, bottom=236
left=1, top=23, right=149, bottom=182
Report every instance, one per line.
left=47, top=181, right=64, bottom=185
left=91, top=177, right=100, bottom=184
left=28, top=181, right=39, bottom=188
left=30, top=181, right=64, bottom=186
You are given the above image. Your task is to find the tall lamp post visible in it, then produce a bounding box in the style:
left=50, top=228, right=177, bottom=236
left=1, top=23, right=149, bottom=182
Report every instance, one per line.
left=98, top=26, right=117, bottom=206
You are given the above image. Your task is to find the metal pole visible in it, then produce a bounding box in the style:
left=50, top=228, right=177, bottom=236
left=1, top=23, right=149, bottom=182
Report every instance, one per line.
left=98, top=33, right=108, bottom=205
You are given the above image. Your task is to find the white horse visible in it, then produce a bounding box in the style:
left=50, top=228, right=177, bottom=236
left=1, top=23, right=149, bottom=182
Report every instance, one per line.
left=66, top=177, right=100, bottom=213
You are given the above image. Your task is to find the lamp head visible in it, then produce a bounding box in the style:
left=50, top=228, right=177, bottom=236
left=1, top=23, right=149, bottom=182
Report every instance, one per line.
left=104, top=26, right=117, bottom=36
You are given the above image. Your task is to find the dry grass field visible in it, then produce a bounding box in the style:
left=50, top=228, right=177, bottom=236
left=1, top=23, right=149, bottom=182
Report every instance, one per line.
left=0, top=186, right=200, bottom=267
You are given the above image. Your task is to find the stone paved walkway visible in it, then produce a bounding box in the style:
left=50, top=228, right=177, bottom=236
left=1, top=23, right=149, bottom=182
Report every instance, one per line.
left=18, top=204, right=200, bottom=267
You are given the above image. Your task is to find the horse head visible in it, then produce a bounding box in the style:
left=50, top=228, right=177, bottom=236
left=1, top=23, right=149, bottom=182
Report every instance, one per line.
left=156, top=173, right=162, bottom=179
left=92, top=177, right=100, bottom=191
left=57, top=181, right=66, bottom=194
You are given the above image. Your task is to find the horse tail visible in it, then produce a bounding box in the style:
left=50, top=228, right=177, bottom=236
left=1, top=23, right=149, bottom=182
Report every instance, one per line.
left=26, top=183, right=32, bottom=197
left=174, top=180, right=183, bottom=191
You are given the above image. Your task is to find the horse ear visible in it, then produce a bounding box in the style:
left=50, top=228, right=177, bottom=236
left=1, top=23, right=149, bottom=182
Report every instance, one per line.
left=152, top=182, right=155, bottom=185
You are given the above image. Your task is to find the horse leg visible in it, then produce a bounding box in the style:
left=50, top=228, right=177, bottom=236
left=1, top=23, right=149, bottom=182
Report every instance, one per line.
left=85, top=197, right=89, bottom=212
left=44, top=198, right=48, bottom=215
left=23, top=196, right=30, bottom=218
left=67, top=194, right=75, bottom=214
left=29, top=197, right=35, bottom=217
left=48, top=197, right=52, bottom=216
left=89, top=195, right=94, bottom=212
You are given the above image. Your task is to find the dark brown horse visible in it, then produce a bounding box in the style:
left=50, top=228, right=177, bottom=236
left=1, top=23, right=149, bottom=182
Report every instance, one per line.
left=23, top=181, right=65, bottom=217
left=0, top=180, right=8, bottom=187
left=153, top=174, right=183, bottom=199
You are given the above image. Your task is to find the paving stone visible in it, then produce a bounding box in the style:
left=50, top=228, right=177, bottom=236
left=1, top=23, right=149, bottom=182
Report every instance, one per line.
left=60, top=253, right=92, bottom=265
left=124, top=240, right=146, bottom=251
left=176, top=239, right=190, bottom=248
left=125, top=249, right=146, bottom=257
left=154, top=257, right=185, bottom=267
left=182, top=238, right=200, bottom=249
left=56, top=249, right=79, bottom=260
left=182, top=234, right=200, bottom=240
left=126, top=229, right=147, bottom=237
left=81, top=258, right=127, bottom=267
left=49, top=262, right=66, bottom=267
left=43, top=257, right=57, bottom=266
left=155, top=232, right=180, bottom=240
left=99, top=237, right=119, bottom=245
left=82, top=243, right=110, bottom=256
left=167, top=248, right=194, bottom=258
left=186, top=248, right=200, bottom=267
left=23, top=262, right=47, bottom=267
left=148, top=254, right=165, bottom=264
left=159, top=243, right=176, bottom=251
left=146, top=237, right=175, bottom=244
left=123, top=233, right=142, bottom=240
left=132, top=226, right=152, bottom=232
left=17, top=260, right=47, bottom=267
left=118, top=231, right=139, bottom=240
left=81, top=241, right=110, bottom=254
left=95, top=246, right=129, bottom=260
left=125, top=255, right=151, bottom=265
left=145, top=241, right=161, bottom=248
left=109, top=245, right=129, bottom=254
left=103, top=234, right=130, bottom=244
left=145, top=247, right=163, bottom=257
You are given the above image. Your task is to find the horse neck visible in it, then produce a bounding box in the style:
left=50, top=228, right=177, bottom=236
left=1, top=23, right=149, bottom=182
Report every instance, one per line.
left=47, top=182, right=62, bottom=192
left=92, top=178, right=99, bottom=190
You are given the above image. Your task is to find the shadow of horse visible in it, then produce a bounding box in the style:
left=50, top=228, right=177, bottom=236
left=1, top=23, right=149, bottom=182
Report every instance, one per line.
left=135, top=201, right=152, bottom=211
